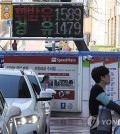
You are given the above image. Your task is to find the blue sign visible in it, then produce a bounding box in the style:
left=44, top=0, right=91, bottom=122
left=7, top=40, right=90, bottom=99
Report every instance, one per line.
left=7, top=20, right=12, bottom=25
left=61, top=103, right=66, bottom=109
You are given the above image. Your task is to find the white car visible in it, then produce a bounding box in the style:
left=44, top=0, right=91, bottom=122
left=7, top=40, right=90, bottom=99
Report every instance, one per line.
left=0, top=68, right=52, bottom=134
left=24, top=70, right=56, bottom=134
left=0, top=91, right=21, bottom=134
left=45, top=39, right=62, bottom=51
left=38, top=75, right=56, bottom=134
left=38, top=75, right=56, bottom=95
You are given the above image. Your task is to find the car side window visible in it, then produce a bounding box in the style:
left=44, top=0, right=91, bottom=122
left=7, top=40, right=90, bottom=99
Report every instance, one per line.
left=27, top=75, right=41, bottom=95
left=18, top=78, right=31, bottom=98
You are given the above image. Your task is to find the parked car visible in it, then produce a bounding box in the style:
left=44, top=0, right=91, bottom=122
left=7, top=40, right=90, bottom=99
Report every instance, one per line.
left=45, top=39, right=62, bottom=51
left=38, top=74, right=56, bottom=134
left=38, top=74, right=56, bottom=95
left=0, top=68, right=52, bottom=134
left=0, top=91, right=21, bottom=134
left=24, top=70, right=56, bottom=134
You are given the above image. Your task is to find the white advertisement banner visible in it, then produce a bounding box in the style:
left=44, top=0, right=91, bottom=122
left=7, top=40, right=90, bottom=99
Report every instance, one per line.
left=105, top=57, right=118, bottom=100
left=4, top=55, right=80, bottom=112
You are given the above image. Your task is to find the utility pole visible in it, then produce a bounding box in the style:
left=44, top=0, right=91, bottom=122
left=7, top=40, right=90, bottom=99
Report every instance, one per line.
left=52, top=41, right=55, bottom=51
left=85, top=0, right=90, bottom=17
left=9, top=24, right=12, bottom=50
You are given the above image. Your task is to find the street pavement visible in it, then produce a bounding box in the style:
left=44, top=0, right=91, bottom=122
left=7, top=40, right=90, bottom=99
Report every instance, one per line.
left=50, top=117, right=90, bottom=134
left=50, top=116, right=117, bottom=134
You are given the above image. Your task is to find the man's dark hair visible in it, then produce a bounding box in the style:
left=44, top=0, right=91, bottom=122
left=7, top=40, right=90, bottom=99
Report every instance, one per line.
left=91, top=66, right=109, bottom=83
left=41, top=75, right=49, bottom=83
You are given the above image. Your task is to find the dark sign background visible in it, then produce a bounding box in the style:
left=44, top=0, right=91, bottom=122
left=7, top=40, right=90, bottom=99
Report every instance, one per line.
left=13, top=5, right=83, bottom=37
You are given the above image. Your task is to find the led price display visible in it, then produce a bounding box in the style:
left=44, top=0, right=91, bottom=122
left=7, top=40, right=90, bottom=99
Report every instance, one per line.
left=13, top=5, right=83, bottom=37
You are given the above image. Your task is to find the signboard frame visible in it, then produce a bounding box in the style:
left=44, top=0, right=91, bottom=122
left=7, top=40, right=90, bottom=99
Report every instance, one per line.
left=12, top=4, right=83, bottom=38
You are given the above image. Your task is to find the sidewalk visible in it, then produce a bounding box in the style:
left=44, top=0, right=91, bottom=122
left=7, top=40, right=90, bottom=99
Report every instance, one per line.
left=50, top=117, right=89, bottom=134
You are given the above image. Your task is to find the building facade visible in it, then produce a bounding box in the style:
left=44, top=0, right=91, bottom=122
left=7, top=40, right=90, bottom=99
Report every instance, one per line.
left=89, top=0, right=120, bottom=50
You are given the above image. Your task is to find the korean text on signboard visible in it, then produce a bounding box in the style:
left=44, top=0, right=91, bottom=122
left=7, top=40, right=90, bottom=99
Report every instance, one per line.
left=13, top=5, right=83, bottom=37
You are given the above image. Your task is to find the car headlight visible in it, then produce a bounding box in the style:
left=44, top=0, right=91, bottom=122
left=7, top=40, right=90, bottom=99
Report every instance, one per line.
left=16, top=115, right=39, bottom=125
left=45, top=107, right=50, bottom=115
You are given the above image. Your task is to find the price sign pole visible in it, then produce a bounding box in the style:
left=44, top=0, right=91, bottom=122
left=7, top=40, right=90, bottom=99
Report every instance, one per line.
left=10, top=23, right=12, bottom=50
left=7, top=20, right=12, bottom=49
left=52, top=41, right=55, bottom=51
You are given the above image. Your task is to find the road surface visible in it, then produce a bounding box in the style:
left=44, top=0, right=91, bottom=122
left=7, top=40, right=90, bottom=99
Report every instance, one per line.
left=50, top=117, right=89, bottom=134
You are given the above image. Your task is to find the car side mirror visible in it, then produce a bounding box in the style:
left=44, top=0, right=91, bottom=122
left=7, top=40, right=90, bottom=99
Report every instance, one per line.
left=37, top=91, right=53, bottom=101
left=46, top=88, right=56, bottom=95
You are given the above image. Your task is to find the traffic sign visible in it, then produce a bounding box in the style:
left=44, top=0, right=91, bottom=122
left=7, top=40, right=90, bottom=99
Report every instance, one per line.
left=1, top=4, right=13, bottom=20
left=7, top=20, right=12, bottom=25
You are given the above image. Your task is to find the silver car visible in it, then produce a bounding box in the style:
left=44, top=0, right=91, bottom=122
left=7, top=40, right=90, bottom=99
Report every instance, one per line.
left=24, top=70, right=56, bottom=134
left=0, top=68, right=52, bottom=134
left=0, top=91, right=21, bottom=134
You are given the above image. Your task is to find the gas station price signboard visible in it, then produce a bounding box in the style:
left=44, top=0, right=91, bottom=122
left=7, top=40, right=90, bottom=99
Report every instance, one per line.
left=12, top=4, right=83, bottom=37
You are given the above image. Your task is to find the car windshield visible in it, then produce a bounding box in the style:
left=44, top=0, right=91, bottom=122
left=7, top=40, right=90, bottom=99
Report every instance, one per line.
left=0, top=74, right=31, bottom=98
left=27, top=75, right=41, bottom=95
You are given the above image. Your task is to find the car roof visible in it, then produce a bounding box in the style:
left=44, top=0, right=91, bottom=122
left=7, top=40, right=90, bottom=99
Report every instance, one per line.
left=0, top=68, right=23, bottom=76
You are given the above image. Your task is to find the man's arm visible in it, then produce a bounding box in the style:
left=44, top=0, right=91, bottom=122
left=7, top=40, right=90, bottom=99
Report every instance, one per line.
left=96, top=92, right=120, bottom=114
